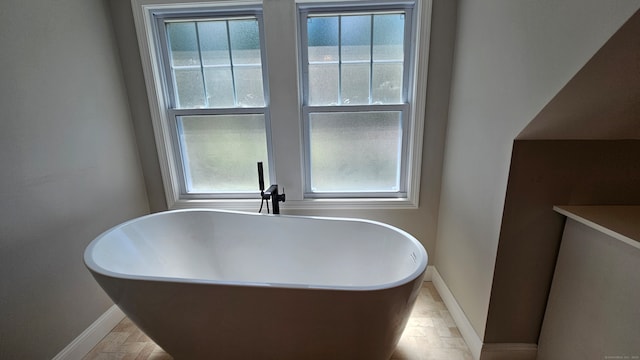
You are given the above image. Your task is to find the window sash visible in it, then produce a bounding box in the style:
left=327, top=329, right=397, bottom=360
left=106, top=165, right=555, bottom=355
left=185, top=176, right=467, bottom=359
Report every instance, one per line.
left=301, top=104, right=409, bottom=198
left=300, top=4, right=414, bottom=198
left=166, top=108, right=273, bottom=199
left=157, top=11, right=269, bottom=110
left=154, top=7, right=274, bottom=198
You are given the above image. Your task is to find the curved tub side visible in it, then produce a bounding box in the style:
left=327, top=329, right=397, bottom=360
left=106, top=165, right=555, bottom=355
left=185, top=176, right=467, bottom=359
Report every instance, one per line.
left=89, top=268, right=426, bottom=360
left=84, top=209, right=429, bottom=359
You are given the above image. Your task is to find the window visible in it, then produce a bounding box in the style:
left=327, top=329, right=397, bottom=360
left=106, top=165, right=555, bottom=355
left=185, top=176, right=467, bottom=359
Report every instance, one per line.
left=153, top=7, right=271, bottom=198
left=132, top=0, right=430, bottom=210
left=300, top=7, right=412, bottom=197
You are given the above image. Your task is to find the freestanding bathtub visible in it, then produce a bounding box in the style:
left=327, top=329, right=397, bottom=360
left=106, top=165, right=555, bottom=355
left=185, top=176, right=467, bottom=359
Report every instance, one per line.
left=84, top=209, right=427, bottom=360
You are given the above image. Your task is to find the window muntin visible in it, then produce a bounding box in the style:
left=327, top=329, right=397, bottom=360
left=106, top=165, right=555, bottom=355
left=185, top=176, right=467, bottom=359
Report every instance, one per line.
left=301, top=6, right=413, bottom=197
left=158, top=11, right=272, bottom=197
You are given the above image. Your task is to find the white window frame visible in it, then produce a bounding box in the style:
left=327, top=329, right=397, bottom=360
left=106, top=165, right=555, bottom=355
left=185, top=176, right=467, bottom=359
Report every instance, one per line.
left=299, top=3, right=414, bottom=199
left=164, top=9, right=272, bottom=199
left=132, top=0, right=432, bottom=211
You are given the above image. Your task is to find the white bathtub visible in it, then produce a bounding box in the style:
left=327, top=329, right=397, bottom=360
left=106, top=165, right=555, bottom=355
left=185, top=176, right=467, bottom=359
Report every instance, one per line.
left=84, top=209, right=427, bottom=360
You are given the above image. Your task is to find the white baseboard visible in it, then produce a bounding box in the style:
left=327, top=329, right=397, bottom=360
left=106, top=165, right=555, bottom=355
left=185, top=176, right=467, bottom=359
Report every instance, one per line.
left=423, top=265, right=435, bottom=281
left=53, top=305, right=125, bottom=360
left=429, top=268, right=538, bottom=360
left=431, top=267, right=483, bottom=360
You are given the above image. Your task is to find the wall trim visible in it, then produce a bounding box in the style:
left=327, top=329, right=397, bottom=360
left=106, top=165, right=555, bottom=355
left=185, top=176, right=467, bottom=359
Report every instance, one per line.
left=52, top=305, right=125, bottom=360
left=480, top=343, right=538, bottom=360
left=431, top=267, right=483, bottom=360
left=423, top=264, right=435, bottom=281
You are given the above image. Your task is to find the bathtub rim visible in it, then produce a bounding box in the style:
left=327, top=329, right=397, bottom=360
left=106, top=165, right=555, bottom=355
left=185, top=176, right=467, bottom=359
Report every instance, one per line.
left=84, top=208, right=428, bottom=292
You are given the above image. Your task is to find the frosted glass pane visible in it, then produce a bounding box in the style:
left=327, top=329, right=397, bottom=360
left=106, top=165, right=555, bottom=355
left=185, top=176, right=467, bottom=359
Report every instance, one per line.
left=167, top=22, right=200, bottom=66
left=309, top=64, right=338, bottom=105
left=307, top=17, right=338, bottom=62
left=309, top=111, right=401, bottom=192
left=198, top=21, right=230, bottom=66
left=372, top=63, right=403, bottom=104
left=341, top=63, right=370, bottom=105
left=308, top=46, right=338, bottom=63
left=229, top=20, right=261, bottom=65
left=174, top=69, right=205, bottom=108
left=204, top=67, right=234, bottom=108
left=341, top=16, right=371, bottom=62
left=178, top=115, right=269, bottom=193
left=373, top=14, right=405, bottom=61
left=234, top=66, right=265, bottom=107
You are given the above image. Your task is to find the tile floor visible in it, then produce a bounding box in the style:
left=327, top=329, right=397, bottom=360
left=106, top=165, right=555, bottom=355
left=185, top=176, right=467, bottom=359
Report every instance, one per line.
left=83, top=282, right=472, bottom=360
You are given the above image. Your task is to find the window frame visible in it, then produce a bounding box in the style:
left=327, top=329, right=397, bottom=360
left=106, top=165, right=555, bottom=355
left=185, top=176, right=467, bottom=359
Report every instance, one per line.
left=154, top=5, right=273, bottom=199
left=132, top=0, right=432, bottom=210
left=299, top=4, right=415, bottom=198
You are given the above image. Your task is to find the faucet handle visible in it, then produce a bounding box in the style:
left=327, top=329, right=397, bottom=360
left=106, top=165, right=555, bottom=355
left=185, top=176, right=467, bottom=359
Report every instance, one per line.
left=257, top=162, right=265, bottom=191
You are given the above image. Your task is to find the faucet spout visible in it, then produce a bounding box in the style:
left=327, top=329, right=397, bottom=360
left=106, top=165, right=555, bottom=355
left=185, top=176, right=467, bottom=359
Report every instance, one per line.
left=262, top=184, right=278, bottom=197
left=261, top=184, right=285, bottom=214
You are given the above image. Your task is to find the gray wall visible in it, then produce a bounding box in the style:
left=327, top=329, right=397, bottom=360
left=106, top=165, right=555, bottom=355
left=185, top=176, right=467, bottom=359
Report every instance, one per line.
left=435, top=0, right=639, bottom=339
left=108, top=0, right=458, bottom=258
left=108, top=0, right=167, bottom=213
left=0, top=0, right=149, bottom=358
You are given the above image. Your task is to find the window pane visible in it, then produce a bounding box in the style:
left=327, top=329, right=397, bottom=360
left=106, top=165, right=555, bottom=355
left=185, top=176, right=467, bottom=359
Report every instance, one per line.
left=341, top=63, right=370, bottom=105
left=168, top=22, right=205, bottom=107
left=308, top=45, right=338, bottom=63
left=373, top=14, right=405, bottom=61
left=309, top=111, right=401, bottom=192
left=174, top=69, right=205, bottom=108
left=341, top=15, right=371, bottom=62
left=178, top=114, right=269, bottom=193
left=307, top=16, right=339, bottom=62
left=229, top=20, right=261, bottom=65
left=307, top=16, right=338, bottom=105
left=372, top=63, right=403, bottom=103
left=234, top=66, right=265, bottom=107
left=204, top=67, right=234, bottom=108
left=309, top=64, right=338, bottom=105
left=198, top=21, right=230, bottom=66
left=167, top=22, right=200, bottom=66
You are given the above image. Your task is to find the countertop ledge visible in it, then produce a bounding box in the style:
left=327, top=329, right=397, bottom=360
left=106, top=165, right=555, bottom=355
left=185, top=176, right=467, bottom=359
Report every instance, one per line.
left=554, top=205, right=640, bottom=250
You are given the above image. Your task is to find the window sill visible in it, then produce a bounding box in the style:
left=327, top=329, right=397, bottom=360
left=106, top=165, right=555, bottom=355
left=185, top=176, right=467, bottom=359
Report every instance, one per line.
left=169, top=197, right=419, bottom=212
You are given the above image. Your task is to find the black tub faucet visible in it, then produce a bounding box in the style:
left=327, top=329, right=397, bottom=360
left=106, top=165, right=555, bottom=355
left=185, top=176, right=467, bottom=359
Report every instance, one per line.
left=257, top=162, right=285, bottom=214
